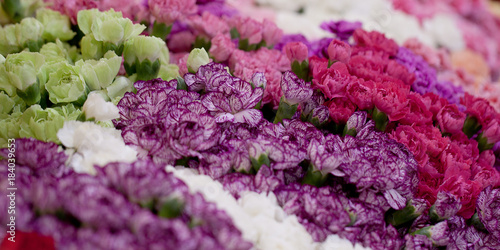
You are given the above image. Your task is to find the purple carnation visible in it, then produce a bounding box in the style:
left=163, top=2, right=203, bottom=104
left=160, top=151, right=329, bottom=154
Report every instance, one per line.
left=309, top=37, right=333, bottom=59
left=184, top=62, right=233, bottom=93
left=320, top=20, right=362, bottom=42
left=404, top=234, right=433, bottom=249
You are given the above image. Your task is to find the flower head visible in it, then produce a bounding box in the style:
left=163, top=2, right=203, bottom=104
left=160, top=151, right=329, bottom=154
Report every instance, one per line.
left=281, top=71, right=313, bottom=105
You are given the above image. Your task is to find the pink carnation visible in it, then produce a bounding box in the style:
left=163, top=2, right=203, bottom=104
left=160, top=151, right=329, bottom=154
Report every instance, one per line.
left=231, top=16, right=262, bottom=45
left=312, top=62, right=351, bottom=99
left=353, top=29, right=399, bottom=57
left=168, top=31, right=196, bottom=53
left=187, top=12, right=230, bottom=39
left=149, top=0, right=197, bottom=25
left=261, top=19, right=283, bottom=47
left=436, top=104, right=466, bottom=135
left=422, top=93, right=448, bottom=121
left=373, top=81, right=410, bottom=122
left=325, top=97, right=356, bottom=124
left=413, top=125, right=450, bottom=158
left=346, top=78, right=375, bottom=111
left=461, top=93, right=498, bottom=126
left=282, top=42, right=309, bottom=63
left=327, top=39, right=352, bottom=64
left=309, top=56, right=329, bottom=80
left=399, top=93, right=433, bottom=125
left=45, top=0, right=98, bottom=24
left=210, top=32, right=236, bottom=62
left=438, top=176, right=481, bottom=219
left=390, top=125, right=429, bottom=166
left=482, top=119, right=500, bottom=145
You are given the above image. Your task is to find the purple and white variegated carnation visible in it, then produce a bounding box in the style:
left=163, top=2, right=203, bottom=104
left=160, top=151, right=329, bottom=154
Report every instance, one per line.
left=430, top=191, right=462, bottom=221
left=476, top=187, right=500, bottom=240
left=281, top=71, right=313, bottom=105
left=404, top=234, right=433, bottom=250
left=202, top=79, right=263, bottom=126
left=307, top=139, right=345, bottom=177
left=251, top=72, right=267, bottom=89
left=0, top=138, right=67, bottom=177
left=184, top=62, right=231, bottom=92
left=300, top=91, right=325, bottom=118
left=281, top=119, right=325, bottom=148
left=310, top=105, right=330, bottom=126
left=344, top=111, right=368, bottom=136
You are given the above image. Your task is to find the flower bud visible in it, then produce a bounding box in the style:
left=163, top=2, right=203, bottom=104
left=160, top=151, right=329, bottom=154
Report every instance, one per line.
left=186, top=48, right=210, bottom=73
left=36, top=8, right=75, bottom=41
left=327, top=39, right=351, bottom=64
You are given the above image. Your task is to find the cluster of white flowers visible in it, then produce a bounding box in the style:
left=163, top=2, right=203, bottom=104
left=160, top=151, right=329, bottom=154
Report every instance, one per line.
left=57, top=121, right=137, bottom=174
left=167, top=166, right=370, bottom=250
left=257, top=0, right=464, bottom=50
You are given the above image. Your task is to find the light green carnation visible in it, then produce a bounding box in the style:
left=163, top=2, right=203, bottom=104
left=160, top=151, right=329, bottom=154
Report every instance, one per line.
left=1, top=0, right=44, bottom=23
left=39, top=40, right=70, bottom=63
left=0, top=92, right=15, bottom=114
left=77, top=9, right=145, bottom=51
left=0, top=63, right=16, bottom=96
left=0, top=25, right=20, bottom=56
left=45, top=62, right=89, bottom=105
left=16, top=17, right=44, bottom=51
left=106, top=76, right=134, bottom=100
left=187, top=48, right=210, bottom=73
left=0, top=111, right=21, bottom=148
left=36, top=8, right=75, bottom=41
left=4, top=51, right=45, bottom=105
left=76, top=50, right=122, bottom=90
left=81, top=34, right=104, bottom=60
left=18, top=104, right=81, bottom=144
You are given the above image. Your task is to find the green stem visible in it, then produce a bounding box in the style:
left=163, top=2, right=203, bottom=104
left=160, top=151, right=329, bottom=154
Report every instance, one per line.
left=273, top=97, right=298, bottom=124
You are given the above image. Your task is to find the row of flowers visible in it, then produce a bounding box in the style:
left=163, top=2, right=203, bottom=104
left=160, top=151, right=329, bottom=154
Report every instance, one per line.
left=0, top=0, right=500, bottom=249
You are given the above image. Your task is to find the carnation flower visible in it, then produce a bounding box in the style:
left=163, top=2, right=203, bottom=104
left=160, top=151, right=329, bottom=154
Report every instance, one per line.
left=149, top=0, right=197, bottom=26
left=282, top=42, right=308, bottom=63
left=320, top=20, right=361, bottom=42
left=327, top=39, right=351, bottom=64
left=476, top=187, right=500, bottom=240
left=436, top=104, right=466, bottom=136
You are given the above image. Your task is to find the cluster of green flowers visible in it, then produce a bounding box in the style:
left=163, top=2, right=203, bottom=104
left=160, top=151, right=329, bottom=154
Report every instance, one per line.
left=0, top=7, right=180, bottom=147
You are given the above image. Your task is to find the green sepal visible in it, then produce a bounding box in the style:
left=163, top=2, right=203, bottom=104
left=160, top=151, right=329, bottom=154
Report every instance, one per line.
left=136, top=58, right=160, bottom=81
left=193, top=36, right=211, bottom=51
left=230, top=28, right=240, bottom=39
left=476, top=132, right=494, bottom=152
left=291, top=60, right=309, bottom=82
left=16, top=78, right=40, bottom=105
left=385, top=201, right=423, bottom=227
left=462, top=115, right=482, bottom=139
left=301, top=164, right=328, bottom=187
left=151, top=21, right=172, bottom=39
left=158, top=198, right=185, bottom=219
left=25, top=39, right=44, bottom=52
left=2, top=0, right=22, bottom=23
left=274, top=96, right=298, bottom=124
left=372, top=107, right=389, bottom=132
left=176, top=77, right=188, bottom=91
left=102, top=41, right=124, bottom=56
left=250, top=154, right=270, bottom=173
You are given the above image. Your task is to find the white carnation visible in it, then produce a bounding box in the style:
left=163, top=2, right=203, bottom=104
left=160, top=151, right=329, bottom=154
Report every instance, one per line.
left=57, top=121, right=137, bottom=174
left=81, top=91, right=120, bottom=121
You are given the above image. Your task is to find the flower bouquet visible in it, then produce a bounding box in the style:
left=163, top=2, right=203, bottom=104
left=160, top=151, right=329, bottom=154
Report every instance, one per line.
left=0, top=0, right=500, bottom=249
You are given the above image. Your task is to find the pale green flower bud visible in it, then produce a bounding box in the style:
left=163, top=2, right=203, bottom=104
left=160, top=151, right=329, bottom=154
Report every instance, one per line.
left=158, top=64, right=180, bottom=81
left=187, top=48, right=210, bottom=73
left=81, top=34, right=104, bottom=60
left=4, top=51, right=44, bottom=105
left=123, top=35, right=165, bottom=80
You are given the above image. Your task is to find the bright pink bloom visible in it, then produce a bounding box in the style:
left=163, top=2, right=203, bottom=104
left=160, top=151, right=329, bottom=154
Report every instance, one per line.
left=177, top=53, right=190, bottom=77
left=327, top=39, right=351, bottom=64
left=461, top=93, right=498, bottom=126
left=482, top=119, right=500, bottom=145
left=149, top=0, right=197, bottom=25
left=309, top=56, right=329, bottom=80
left=421, top=93, right=448, bottom=121
left=472, top=159, right=500, bottom=190
left=390, top=125, right=429, bottom=166
left=373, top=81, right=410, bottom=121
left=438, top=175, right=482, bottom=219
left=436, top=104, right=466, bottom=135
left=261, top=19, right=283, bottom=47
left=312, top=62, right=351, bottom=99
left=399, top=93, right=433, bottom=125
left=346, top=79, right=375, bottom=110
left=282, top=42, right=309, bottom=63
left=210, top=32, right=236, bottom=62
left=450, top=133, right=480, bottom=161
left=353, top=29, right=399, bottom=57
left=325, top=97, right=356, bottom=124
left=414, top=125, right=450, bottom=158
